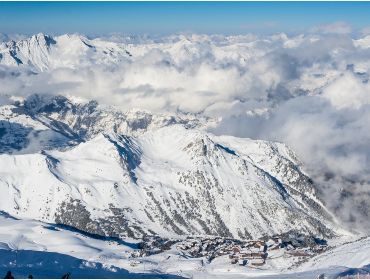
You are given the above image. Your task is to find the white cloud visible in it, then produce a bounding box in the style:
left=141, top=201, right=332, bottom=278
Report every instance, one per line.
left=322, top=73, right=370, bottom=109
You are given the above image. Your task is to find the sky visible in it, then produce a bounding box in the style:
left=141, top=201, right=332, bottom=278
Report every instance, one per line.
left=1, top=1, right=370, bottom=36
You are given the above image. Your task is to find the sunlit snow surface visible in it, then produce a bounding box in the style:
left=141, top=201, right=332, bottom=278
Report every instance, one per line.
left=0, top=213, right=369, bottom=279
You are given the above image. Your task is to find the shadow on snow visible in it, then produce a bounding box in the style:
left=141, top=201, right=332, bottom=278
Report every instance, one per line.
left=0, top=249, right=185, bottom=279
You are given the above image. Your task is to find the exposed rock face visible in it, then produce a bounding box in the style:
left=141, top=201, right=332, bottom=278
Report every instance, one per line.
left=55, top=199, right=146, bottom=238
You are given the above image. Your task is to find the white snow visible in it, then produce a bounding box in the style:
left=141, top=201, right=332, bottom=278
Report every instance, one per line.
left=0, top=213, right=368, bottom=279
left=0, top=122, right=346, bottom=239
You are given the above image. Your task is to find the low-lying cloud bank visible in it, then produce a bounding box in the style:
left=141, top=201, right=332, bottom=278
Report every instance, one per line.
left=1, top=31, right=370, bottom=233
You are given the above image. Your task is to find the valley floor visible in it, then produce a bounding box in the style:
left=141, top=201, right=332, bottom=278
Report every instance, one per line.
left=0, top=212, right=369, bottom=279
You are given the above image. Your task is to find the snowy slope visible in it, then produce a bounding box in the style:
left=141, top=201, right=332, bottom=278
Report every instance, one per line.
left=0, top=212, right=183, bottom=279
left=0, top=212, right=368, bottom=279
left=0, top=96, right=346, bottom=241
left=300, top=237, right=370, bottom=271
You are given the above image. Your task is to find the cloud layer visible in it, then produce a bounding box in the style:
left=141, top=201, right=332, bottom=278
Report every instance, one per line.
left=1, top=31, right=370, bottom=233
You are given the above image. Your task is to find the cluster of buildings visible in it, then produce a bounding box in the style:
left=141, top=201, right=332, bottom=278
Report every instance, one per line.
left=176, top=237, right=272, bottom=266
left=132, top=232, right=328, bottom=268
left=227, top=240, right=268, bottom=266
left=176, top=237, right=243, bottom=260
left=175, top=234, right=327, bottom=267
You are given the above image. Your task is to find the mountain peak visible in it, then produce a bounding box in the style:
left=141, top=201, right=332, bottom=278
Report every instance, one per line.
left=0, top=94, right=342, bottom=240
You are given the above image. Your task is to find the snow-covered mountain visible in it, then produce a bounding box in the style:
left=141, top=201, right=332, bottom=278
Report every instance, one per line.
left=0, top=33, right=132, bottom=71
left=0, top=95, right=344, bottom=241
left=1, top=32, right=370, bottom=278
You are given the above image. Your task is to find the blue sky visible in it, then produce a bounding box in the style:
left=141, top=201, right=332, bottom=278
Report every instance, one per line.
left=0, top=1, right=370, bottom=36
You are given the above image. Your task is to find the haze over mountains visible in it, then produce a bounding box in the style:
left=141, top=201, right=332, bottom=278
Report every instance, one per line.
left=1, top=32, right=370, bottom=278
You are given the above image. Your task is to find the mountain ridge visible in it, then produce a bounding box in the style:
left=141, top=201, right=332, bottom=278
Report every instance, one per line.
left=0, top=33, right=132, bottom=70
left=0, top=95, right=348, bottom=241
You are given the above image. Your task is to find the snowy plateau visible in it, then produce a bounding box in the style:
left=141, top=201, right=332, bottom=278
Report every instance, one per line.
left=0, top=33, right=370, bottom=278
